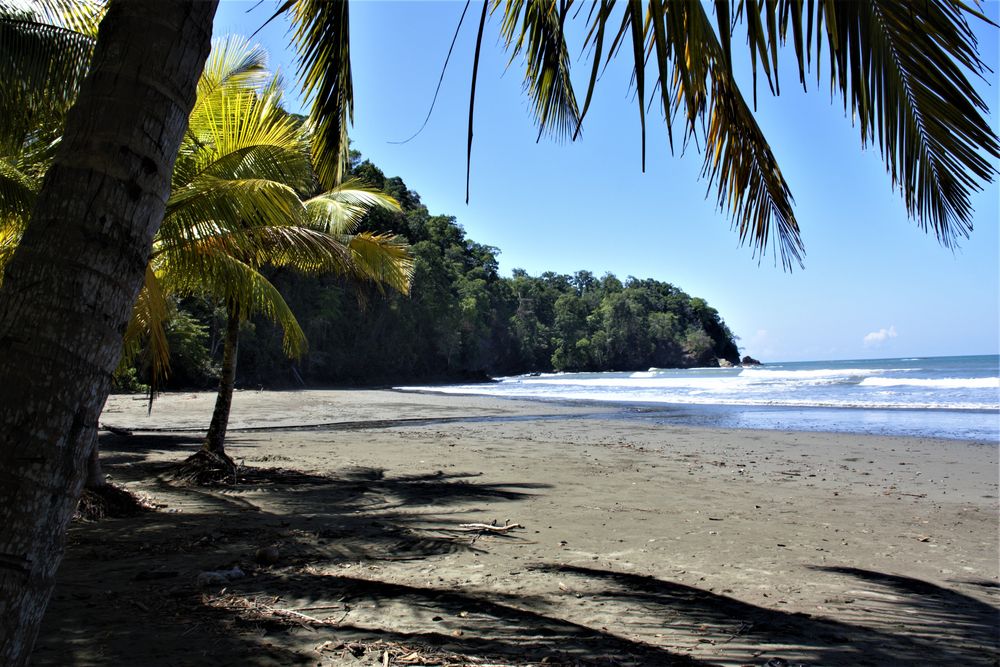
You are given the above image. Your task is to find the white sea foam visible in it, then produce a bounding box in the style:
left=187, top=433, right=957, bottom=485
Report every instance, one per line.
left=737, top=367, right=900, bottom=379
left=397, top=356, right=1000, bottom=440
left=394, top=384, right=997, bottom=411
left=860, top=377, right=1000, bottom=389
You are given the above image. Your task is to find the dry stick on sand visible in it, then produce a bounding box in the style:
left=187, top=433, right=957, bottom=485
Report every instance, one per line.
left=457, top=521, right=523, bottom=533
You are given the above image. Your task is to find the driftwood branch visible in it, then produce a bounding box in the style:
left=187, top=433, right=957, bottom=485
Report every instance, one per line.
left=458, top=521, right=523, bottom=534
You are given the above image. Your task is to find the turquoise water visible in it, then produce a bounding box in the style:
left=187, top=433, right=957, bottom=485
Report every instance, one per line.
left=398, top=355, right=1000, bottom=442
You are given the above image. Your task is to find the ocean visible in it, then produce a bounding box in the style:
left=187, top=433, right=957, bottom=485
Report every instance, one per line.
left=397, top=355, right=1000, bottom=442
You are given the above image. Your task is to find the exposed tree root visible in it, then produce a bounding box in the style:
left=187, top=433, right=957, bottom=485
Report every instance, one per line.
left=75, top=482, right=154, bottom=521
left=169, top=448, right=239, bottom=486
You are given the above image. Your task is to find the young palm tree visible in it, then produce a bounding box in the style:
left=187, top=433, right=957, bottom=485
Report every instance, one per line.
left=126, top=37, right=412, bottom=465
left=0, top=1, right=997, bottom=661
left=1, top=34, right=413, bottom=481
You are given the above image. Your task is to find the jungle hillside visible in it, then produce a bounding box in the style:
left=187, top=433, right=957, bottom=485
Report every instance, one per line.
left=144, top=154, right=741, bottom=391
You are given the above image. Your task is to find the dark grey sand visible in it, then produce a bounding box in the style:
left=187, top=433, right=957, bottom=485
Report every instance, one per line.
left=34, top=389, right=999, bottom=666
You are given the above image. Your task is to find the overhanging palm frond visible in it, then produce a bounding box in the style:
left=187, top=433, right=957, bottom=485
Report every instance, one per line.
left=572, top=0, right=802, bottom=266
left=743, top=0, right=998, bottom=245
left=285, top=0, right=352, bottom=189
left=303, top=179, right=401, bottom=235
left=495, top=0, right=582, bottom=141
left=5, top=0, right=102, bottom=35
left=0, top=2, right=97, bottom=152
left=688, top=2, right=802, bottom=268
left=492, top=0, right=995, bottom=265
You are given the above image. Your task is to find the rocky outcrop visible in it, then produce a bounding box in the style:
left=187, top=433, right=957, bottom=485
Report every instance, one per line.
left=741, top=355, right=762, bottom=366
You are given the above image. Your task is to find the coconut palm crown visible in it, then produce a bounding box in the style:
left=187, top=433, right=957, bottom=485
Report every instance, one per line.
left=127, top=35, right=413, bottom=390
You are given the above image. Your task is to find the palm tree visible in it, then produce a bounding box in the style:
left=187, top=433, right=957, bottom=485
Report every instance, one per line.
left=123, top=37, right=412, bottom=467
left=0, top=0, right=997, bottom=661
left=1, top=32, right=412, bottom=481
left=0, top=3, right=215, bottom=660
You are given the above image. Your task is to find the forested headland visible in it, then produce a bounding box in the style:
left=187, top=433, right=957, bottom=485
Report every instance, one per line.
left=144, top=155, right=741, bottom=391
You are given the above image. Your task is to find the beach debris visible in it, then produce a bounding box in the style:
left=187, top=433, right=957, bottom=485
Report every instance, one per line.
left=315, top=639, right=497, bottom=665
left=75, top=482, right=157, bottom=521
left=196, top=567, right=245, bottom=586
left=458, top=520, right=524, bottom=534
left=208, top=593, right=349, bottom=630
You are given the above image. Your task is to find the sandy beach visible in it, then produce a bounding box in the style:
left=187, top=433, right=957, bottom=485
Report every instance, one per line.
left=33, top=389, right=999, bottom=666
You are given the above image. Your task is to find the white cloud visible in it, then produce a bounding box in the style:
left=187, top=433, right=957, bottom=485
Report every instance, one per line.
left=863, top=325, right=898, bottom=347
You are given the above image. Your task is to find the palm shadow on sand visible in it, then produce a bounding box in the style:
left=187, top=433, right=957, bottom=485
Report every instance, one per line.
left=530, top=563, right=999, bottom=666
left=34, top=431, right=999, bottom=666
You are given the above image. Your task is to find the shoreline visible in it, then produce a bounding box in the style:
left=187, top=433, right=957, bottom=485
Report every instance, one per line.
left=108, top=385, right=1000, bottom=443
left=389, top=386, right=1000, bottom=443
left=38, top=389, right=999, bottom=665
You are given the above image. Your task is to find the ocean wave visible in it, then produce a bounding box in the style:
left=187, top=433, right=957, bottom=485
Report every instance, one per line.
left=394, top=384, right=998, bottom=411
left=860, top=377, right=1000, bottom=389
left=519, top=377, right=744, bottom=390
left=737, top=367, right=905, bottom=379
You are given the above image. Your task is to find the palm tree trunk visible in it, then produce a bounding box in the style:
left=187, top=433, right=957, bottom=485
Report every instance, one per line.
left=0, top=2, right=216, bottom=663
left=203, top=305, right=240, bottom=457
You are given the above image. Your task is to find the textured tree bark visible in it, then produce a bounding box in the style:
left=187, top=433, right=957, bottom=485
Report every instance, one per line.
left=203, top=305, right=240, bottom=457
left=0, top=1, right=217, bottom=663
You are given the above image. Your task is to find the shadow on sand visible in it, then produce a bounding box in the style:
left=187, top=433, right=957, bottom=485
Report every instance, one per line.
left=33, top=433, right=999, bottom=666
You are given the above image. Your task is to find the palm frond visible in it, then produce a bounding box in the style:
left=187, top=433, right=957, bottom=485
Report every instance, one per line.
left=285, top=0, right=352, bottom=189
left=0, top=5, right=96, bottom=152
left=579, top=1, right=801, bottom=265
left=0, top=209, right=26, bottom=285
left=176, top=86, right=312, bottom=191
left=574, top=0, right=613, bottom=138
left=121, top=265, right=173, bottom=394
left=162, top=176, right=305, bottom=246
left=346, top=232, right=414, bottom=296
left=157, top=248, right=307, bottom=357
left=745, top=0, right=999, bottom=245
left=159, top=224, right=353, bottom=275
left=495, top=0, right=582, bottom=141
left=198, top=34, right=271, bottom=99
left=302, top=178, right=401, bottom=235
left=0, top=156, right=37, bottom=222
left=689, top=2, right=802, bottom=267
left=2, top=0, right=102, bottom=35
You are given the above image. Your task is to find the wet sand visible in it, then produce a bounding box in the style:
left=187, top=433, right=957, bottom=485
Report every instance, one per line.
left=34, top=389, right=999, bottom=666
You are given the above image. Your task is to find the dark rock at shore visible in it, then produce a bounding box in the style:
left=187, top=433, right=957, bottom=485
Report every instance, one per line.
left=741, top=355, right=762, bottom=366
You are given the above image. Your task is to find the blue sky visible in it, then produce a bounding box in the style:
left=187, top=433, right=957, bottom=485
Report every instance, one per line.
left=214, top=1, right=999, bottom=363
